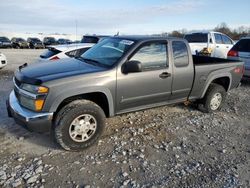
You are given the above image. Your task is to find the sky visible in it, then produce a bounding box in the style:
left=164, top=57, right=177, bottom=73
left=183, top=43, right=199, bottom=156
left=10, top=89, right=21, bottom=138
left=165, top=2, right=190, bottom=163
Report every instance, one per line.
left=0, top=0, right=249, bottom=35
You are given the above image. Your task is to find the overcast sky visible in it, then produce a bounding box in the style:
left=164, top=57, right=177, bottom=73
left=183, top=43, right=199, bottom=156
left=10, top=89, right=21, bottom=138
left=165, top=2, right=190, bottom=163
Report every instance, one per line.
left=0, top=0, right=249, bottom=35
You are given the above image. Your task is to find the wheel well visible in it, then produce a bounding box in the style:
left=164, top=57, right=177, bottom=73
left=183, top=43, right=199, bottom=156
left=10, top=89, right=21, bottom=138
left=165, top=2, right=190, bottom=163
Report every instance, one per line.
left=211, top=77, right=230, bottom=91
left=55, top=92, right=110, bottom=117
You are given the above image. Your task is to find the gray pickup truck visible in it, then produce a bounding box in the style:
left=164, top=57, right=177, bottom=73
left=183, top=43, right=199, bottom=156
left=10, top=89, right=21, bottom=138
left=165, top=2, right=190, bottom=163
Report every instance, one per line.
left=7, top=36, right=244, bottom=151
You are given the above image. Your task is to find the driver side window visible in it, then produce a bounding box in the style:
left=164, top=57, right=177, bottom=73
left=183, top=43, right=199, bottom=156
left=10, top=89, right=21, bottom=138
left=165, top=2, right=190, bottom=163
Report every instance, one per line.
left=130, top=42, right=168, bottom=71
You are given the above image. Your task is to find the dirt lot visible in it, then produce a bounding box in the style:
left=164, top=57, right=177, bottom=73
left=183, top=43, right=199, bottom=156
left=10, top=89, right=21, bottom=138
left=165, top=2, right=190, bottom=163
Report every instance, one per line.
left=0, top=49, right=249, bottom=188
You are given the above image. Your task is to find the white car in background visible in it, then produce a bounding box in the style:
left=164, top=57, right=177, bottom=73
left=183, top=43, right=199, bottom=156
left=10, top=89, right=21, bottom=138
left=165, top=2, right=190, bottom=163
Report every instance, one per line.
left=0, top=52, right=7, bottom=69
left=184, top=31, right=235, bottom=59
left=38, top=43, right=95, bottom=62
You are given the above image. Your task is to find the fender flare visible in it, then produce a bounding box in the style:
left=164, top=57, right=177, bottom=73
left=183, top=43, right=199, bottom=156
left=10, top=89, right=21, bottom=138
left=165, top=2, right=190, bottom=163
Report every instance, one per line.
left=49, top=86, right=115, bottom=116
left=201, top=73, right=232, bottom=98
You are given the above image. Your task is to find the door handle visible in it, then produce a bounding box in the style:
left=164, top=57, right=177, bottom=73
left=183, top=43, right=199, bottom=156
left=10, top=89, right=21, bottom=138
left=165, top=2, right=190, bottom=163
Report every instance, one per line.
left=216, top=46, right=219, bottom=48
left=226, top=46, right=229, bottom=48
left=159, top=72, right=171, bottom=79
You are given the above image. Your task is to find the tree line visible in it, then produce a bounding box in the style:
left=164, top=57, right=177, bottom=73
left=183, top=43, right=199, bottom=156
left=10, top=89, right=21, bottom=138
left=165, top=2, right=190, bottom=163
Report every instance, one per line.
left=168, top=22, right=250, bottom=40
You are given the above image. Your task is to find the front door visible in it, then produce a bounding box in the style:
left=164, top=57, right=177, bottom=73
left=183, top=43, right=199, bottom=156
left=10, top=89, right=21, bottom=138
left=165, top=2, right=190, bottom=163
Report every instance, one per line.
left=116, top=41, right=172, bottom=113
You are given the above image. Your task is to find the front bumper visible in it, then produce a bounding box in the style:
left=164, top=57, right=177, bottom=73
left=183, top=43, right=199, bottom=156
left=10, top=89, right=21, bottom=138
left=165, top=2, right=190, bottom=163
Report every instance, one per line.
left=6, top=91, right=53, bottom=133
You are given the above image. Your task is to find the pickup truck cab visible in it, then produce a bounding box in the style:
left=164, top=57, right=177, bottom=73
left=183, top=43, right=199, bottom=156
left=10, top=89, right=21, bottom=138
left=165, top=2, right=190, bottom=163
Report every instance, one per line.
left=7, top=36, right=243, bottom=151
left=184, top=31, right=235, bottom=59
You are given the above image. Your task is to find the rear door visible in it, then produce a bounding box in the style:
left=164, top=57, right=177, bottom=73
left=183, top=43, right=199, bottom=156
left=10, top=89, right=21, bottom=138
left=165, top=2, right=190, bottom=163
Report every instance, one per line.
left=116, top=40, right=172, bottom=113
left=213, top=33, right=234, bottom=58
left=170, top=40, right=194, bottom=100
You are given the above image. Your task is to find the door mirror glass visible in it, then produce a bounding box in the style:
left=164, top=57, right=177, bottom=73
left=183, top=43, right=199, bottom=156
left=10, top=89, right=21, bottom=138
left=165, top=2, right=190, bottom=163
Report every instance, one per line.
left=122, top=60, right=142, bottom=74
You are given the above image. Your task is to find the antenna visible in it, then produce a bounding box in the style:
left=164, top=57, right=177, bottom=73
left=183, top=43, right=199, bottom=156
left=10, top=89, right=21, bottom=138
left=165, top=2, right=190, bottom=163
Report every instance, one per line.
left=75, top=19, right=78, bottom=45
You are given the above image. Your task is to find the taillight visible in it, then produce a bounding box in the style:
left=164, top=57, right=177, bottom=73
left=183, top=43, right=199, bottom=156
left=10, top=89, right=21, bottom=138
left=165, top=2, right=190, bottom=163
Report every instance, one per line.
left=50, top=56, right=60, bottom=61
left=227, top=50, right=238, bottom=57
left=234, top=66, right=244, bottom=74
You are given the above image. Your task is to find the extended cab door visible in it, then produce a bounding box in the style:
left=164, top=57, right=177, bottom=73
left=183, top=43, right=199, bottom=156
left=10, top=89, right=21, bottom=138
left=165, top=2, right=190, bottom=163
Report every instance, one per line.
left=170, top=40, right=194, bottom=100
left=116, top=41, right=172, bottom=113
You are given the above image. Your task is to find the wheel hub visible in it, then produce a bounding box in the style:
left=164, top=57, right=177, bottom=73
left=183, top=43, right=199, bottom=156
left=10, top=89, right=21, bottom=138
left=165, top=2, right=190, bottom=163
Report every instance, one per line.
left=69, top=114, right=97, bottom=142
left=210, top=93, right=222, bottom=110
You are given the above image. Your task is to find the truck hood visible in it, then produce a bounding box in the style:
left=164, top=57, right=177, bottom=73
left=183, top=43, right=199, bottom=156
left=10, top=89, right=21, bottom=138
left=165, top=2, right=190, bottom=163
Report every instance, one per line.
left=15, top=58, right=107, bottom=84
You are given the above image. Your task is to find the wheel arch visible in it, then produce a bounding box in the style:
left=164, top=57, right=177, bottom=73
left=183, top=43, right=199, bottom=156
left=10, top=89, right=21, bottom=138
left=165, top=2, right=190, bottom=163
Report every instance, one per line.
left=201, top=74, right=231, bottom=98
left=49, top=89, right=114, bottom=118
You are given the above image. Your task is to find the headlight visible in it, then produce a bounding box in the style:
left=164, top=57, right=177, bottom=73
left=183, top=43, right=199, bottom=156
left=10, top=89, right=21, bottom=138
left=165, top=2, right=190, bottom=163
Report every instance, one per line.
left=22, top=83, right=48, bottom=94
left=19, top=96, right=45, bottom=111
left=19, top=84, right=48, bottom=111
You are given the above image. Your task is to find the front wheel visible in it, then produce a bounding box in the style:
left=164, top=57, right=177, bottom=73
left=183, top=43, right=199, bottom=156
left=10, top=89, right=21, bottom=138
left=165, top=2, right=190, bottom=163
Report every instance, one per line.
left=54, top=100, right=105, bottom=151
left=199, top=83, right=226, bottom=113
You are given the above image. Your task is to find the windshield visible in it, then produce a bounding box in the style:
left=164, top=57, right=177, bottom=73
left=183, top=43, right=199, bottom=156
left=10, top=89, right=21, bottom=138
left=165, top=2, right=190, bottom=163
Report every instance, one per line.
left=232, top=39, right=250, bottom=52
left=17, top=38, right=25, bottom=42
left=31, top=38, right=40, bottom=42
left=184, top=33, right=208, bottom=43
left=81, top=38, right=135, bottom=67
left=0, top=37, right=10, bottom=42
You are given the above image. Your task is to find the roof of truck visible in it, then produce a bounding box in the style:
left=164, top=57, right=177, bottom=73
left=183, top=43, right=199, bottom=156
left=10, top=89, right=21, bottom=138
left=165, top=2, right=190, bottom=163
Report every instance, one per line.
left=112, top=35, right=179, bottom=41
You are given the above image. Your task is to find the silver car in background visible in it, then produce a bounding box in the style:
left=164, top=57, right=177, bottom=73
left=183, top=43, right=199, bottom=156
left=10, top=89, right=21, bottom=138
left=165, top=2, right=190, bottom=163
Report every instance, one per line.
left=227, top=37, right=250, bottom=77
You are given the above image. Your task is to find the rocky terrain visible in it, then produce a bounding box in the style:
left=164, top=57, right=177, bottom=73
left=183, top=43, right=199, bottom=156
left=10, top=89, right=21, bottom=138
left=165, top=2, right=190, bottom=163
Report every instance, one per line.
left=0, top=49, right=249, bottom=187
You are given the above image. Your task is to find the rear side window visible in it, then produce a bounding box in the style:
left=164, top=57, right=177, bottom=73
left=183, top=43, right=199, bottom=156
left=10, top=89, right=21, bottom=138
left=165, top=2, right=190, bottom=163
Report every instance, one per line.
left=40, top=48, right=61, bottom=59
left=76, top=47, right=91, bottom=57
left=221, top=35, right=233, bottom=44
left=65, top=49, right=78, bottom=58
left=66, top=47, right=91, bottom=58
left=130, top=42, right=168, bottom=71
left=232, top=39, right=250, bottom=52
left=214, top=34, right=223, bottom=44
left=172, top=41, right=189, bottom=67
left=184, top=33, right=208, bottom=43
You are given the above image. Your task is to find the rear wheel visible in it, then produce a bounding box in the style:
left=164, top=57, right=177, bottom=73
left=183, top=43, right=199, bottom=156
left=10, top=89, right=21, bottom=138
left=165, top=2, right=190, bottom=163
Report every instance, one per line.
left=54, top=100, right=105, bottom=151
left=198, top=83, right=226, bottom=113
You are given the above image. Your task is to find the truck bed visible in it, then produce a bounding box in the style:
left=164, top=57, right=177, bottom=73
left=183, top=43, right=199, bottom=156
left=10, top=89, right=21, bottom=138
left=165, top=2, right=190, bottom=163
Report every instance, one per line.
left=189, top=55, right=243, bottom=100
left=193, top=55, right=239, bottom=65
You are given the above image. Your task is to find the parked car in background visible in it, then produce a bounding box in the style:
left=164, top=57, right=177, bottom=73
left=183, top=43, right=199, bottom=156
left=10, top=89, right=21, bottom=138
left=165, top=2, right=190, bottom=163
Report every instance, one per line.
left=80, top=35, right=109, bottom=43
left=27, top=38, right=44, bottom=49
left=72, top=40, right=81, bottom=44
left=184, top=31, right=234, bottom=59
left=57, top=38, right=72, bottom=45
left=11, top=38, right=29, bottom=48
left=43, top=37, right=57, bottom=47
left=38, top=43, right=94, bottom=62
left=227, top=37, right=250, bottom=77
left=0, top=37, right=12, bottom=48
left=0, top=52, right=7, bottom=69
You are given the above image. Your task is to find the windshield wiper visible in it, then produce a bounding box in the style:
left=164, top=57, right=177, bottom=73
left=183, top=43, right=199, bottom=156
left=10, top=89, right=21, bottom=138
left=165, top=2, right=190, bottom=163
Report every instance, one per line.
left=76, top=57, right=109, bottom=68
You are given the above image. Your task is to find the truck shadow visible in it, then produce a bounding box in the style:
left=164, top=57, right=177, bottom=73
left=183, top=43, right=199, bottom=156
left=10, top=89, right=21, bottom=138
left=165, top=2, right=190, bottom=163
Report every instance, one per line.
left=241, top=78, right=250, bottom=87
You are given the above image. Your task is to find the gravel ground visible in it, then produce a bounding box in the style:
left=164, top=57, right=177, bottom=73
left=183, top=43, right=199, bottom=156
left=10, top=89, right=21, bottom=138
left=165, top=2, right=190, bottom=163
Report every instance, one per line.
left=0, top=49, right=249, bottom=188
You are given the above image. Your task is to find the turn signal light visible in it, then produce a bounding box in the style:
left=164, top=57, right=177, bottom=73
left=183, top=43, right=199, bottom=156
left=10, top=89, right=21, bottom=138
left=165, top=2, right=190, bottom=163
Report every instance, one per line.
left=38, top=86, right=49, bottom=93
left=35, top=99, right=45, bottom=111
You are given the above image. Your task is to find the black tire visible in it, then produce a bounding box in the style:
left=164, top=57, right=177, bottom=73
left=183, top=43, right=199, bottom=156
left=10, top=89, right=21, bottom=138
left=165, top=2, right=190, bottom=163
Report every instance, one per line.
left=199, top=83, right=226, bottom=113
left=53, top=100, right=105, bottom=151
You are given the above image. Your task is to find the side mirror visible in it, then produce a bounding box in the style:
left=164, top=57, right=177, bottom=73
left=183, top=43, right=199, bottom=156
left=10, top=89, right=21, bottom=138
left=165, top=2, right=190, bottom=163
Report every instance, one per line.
left=122, top=60, right=142, bottom=74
